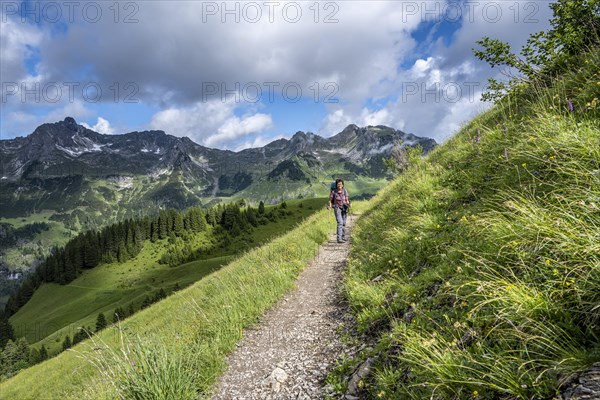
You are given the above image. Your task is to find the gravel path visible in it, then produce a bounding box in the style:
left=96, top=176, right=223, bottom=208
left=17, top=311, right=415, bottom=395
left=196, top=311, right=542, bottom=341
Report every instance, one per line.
left=210, top=213, right=357, bottom=400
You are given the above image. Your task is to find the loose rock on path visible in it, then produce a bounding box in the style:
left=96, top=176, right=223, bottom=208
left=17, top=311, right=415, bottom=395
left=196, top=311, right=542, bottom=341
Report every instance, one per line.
left=210, top=213, right=358, bottom=400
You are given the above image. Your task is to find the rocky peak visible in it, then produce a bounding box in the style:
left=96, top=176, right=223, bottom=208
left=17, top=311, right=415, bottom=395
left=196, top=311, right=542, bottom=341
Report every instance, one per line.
left=63, top=116, right=77, bottom=128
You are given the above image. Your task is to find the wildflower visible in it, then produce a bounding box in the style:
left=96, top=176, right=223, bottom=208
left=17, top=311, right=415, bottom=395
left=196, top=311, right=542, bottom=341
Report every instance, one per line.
left=567, top=99, right=574, bottom=112
left=473, top=390, right=479, bottom=396
left=533, top=170, right=539, bottom=176
left=549, top=155, right=556, bottom=161
left=504, top=148, right=508, bottom=158
left=522, top=163, right=527, bottom=167
left=546, top=259, right=551, bottom=265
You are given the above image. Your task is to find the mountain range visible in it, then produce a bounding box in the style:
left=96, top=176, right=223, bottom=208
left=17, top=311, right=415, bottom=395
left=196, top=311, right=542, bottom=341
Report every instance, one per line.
left=0, top=117, right=436, bottom=276
left=1, top=117, right=436, bottom=211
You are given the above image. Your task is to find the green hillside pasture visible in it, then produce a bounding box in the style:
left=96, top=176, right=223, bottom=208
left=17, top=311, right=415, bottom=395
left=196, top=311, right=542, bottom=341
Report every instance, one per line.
left=0, top=207, right=333, bottom=399
left=9, top=235, right=226, bottom=355
left=9, top=198, right=324, bottom=356
left=327, top=49, right=600, bottom=399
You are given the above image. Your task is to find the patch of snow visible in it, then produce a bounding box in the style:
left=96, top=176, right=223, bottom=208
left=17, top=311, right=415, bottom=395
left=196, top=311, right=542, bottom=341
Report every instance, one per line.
left=322, top=148, right=348, bottom=155
left=56, top=144, right=84, bottom=157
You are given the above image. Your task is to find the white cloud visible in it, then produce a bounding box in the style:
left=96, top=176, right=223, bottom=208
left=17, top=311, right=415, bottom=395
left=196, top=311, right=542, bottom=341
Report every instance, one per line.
left=319, top=109, right=354, bottom=137
left=149, top=100, right=235, bottom=141
left=1, top=100, right=93, bottom=138
left=205, top=113, right=273, bottom=147
left=1, top=1, right=555, bottom=144
left=82, top=117, right=115, bottom=135
left=149, top=99, right=273, bottom=149
left=0, top=13, right=44, bottom=84
left=361, top=108, right=392, bottom=127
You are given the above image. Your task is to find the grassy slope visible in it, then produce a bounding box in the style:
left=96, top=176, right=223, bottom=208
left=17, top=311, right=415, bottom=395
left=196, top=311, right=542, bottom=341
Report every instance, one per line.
left=9, top=198, right=323, bottom=356
left=0, top=201, right=336, bottom=399
left=328, top=49, right=600, bottom=399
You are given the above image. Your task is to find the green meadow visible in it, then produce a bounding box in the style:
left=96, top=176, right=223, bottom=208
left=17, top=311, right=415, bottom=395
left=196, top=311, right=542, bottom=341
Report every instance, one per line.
left=8, top=198, right=324, bottom=356
left=0, top=201, right=334, bottom=399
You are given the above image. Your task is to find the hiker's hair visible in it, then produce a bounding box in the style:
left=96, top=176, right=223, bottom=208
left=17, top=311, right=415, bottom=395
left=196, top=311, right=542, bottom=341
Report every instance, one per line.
left=335, top=178, right=344, bottom=186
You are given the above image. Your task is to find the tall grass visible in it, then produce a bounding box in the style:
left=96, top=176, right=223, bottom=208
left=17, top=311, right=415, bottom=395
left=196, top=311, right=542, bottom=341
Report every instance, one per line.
left=330, top=47, right=600, bottom=399
left=0, top=206, right=333, bottom=399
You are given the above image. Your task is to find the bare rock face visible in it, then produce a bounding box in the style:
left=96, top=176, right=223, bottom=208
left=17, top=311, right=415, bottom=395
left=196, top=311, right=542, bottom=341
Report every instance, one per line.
left=561, top=363, right=600, bottom=399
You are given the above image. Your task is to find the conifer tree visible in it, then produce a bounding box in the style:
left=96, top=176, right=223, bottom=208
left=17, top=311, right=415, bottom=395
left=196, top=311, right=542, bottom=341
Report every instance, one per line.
left=0, top=314, right=15, bottom=348
left=95, top=312, right=107, bottom=332
left=39, top=344, right=48, bottom=361
left=62, top=335, right=72, bottom=351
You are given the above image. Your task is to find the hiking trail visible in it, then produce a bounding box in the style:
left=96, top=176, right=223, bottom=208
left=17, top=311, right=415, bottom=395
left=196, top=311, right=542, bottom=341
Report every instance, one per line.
left=210, top=212, right=358, bottom=400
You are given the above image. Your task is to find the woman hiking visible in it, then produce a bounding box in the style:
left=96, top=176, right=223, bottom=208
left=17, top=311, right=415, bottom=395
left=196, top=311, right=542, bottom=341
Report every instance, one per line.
left=327, top=178, right=351, bottom=243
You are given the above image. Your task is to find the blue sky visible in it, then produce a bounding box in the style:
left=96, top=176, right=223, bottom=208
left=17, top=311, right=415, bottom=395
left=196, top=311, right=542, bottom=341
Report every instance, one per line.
left=1, top=1, right=553, bottom=150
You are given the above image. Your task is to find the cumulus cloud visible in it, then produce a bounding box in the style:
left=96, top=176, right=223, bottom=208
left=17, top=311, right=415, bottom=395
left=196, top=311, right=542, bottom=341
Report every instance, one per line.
left=1, top=1, right=555, bottom=146
left=1, top=100, right=93, bottom=137
left=0, top=13, right=44, bottom=84
left=82, top=117, right=114, bottom=135
left=149, top=99, right=272, bottom=149
left=205, top=113, right=273, bottom=147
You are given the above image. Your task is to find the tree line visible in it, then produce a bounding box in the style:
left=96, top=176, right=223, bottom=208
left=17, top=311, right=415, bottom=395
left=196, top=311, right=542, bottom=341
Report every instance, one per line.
left=0, top=199, right=289, bottom=381
left=4, top=200, right=275, bottom=318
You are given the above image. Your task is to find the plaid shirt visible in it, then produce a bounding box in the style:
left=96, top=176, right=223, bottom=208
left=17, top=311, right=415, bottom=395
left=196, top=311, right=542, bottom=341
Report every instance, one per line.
left=329, top=189, right=349, bottom=207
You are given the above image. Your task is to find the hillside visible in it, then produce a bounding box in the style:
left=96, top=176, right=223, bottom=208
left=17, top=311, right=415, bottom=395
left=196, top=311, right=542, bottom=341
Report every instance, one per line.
left=3, top=2, right=599, bottom=397
left=6, top=198, right=322, bottom=357
left=326, top=46, right=600, bottom=398
left=0, top=120, right=436, bottom=297
left=1, top=50, right=599, bottom=400
left=0, top=201, right=334, bottom=399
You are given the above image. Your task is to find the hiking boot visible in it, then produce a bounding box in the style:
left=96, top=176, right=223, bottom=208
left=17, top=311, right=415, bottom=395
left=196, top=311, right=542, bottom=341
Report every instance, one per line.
left=337, top=239, right=344, bottom=243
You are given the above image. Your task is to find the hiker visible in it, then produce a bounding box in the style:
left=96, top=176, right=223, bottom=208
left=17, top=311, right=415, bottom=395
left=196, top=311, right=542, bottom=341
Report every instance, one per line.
left=327, top=178, right=351, bottom=243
